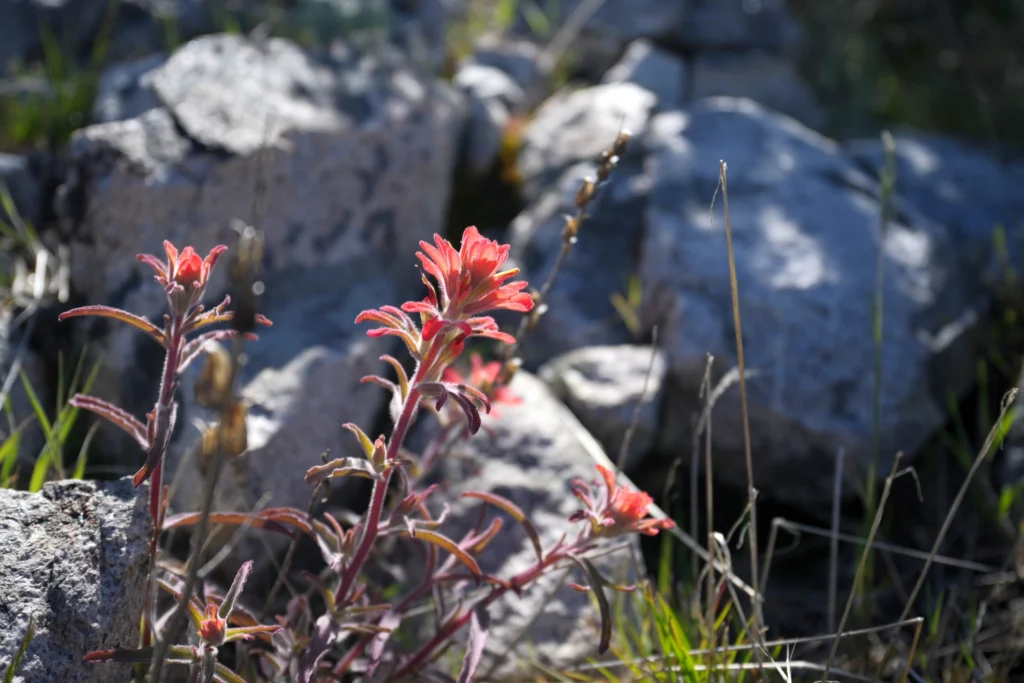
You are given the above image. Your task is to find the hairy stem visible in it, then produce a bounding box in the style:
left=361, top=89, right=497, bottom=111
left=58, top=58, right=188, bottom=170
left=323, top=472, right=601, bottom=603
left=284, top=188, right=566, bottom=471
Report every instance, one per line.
left=336, top=386, right=422, bottom=604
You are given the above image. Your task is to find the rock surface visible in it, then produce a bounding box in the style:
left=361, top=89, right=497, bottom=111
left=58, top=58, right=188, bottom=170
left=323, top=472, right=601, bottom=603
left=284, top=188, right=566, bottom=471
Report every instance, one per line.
left=601, top=39, right=687, bottom=112
left=419, top=371, right=640, bottom=675
left=642, top=98, right=980, bottom=506
left=516, top=82, right=655, bottom=202
left=541, top=345, right=666, bottom=471
left=57, top=33, right=463, bottom=466
left=0, top=478, right=151, bottom=683
left=168, top=262, right=396, bottom=516
left=690, top=50, right=824, bottom=128
left=507, top=158, right=651, bottom=368
left=847, top=131, right=1024, bottom=296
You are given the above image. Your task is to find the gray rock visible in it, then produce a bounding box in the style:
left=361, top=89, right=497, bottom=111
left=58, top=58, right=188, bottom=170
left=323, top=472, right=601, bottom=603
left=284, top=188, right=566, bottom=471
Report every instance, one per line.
left=678, top=0, right=803, bottom=54
left=454, top=62, right=526, bottom=111
left=57, top=33, right=463, bottom=466
left=168, top=261, right=397, bottom=517
left=517, top=82, right=656, bottom=202
left=462, top=92, right=509, bottom=176
left=601, top=39, right=687, bottom=112
left=642, top=98, right=981, bottom=507
left=418, top=371, right=641, bottom=675
left=511, top=0, right=686, bottom=79
left=507, top=158, right=653, bottom=368
left=0, top=153, right=43, bottom=228
left=847, top=131, right=1024, bottom=297
left=0, top=477, right=151, bottom=683
left=453, top=63, right=522, bottom=175
left=91, top=52, right=165, bottom=124
left=690, top=50, right=824, bottom=129
left=541, top=345, right=666, bottom=471
left=467, top=33, right=547, bottom=109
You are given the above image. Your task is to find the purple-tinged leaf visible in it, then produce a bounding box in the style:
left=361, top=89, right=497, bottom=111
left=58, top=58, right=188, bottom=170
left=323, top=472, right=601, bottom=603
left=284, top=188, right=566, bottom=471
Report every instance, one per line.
left=456, top=606, right=491, bottom=683
left=304, top=457, right=380, bottom=484
left=461, top=491, right=544, bottom=563
left=69, top=394, right=149, bottom=449
left=297, top=614, right=336, bottom=683
left=400, top=528, right=481, bottom=579
left=448, top=392, right=482, bottom=434
left=59, top=305, right=166, bottom=345
left=218, top=561, right=252, bottom=619
left=342, top=423, right=377, bottom=458
left=366, top=611, right=403, bottom=677
left=178, top=330, right=251, bottom=374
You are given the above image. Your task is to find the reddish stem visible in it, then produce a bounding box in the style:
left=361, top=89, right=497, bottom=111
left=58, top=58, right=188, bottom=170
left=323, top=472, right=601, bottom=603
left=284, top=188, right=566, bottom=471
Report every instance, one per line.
left=335, top=385, right=422, bottom=604
left=386, top=549, right=571, bottom=681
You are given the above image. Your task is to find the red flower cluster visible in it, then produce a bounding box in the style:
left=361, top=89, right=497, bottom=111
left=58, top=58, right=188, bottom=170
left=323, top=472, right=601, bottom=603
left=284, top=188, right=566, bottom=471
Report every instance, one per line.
left=357, top=226, right=534, bottom=383
left=570, top=465, right=675, bottom=537
left=138, top=240, right=227, bottom=315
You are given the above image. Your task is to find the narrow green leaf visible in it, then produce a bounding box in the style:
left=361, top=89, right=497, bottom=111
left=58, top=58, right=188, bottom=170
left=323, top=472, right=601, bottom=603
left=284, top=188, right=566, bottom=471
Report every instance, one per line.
left=342, top=423, right=375, bottom=458
left=574, top=557, right=613, bottom=654
left=72, top=422, right=99, bottom=480
left=2, top=617, right=34, bottom=683
left=213, top=662, right=248, bottom=683
left=28, top=450, right=51, bottom=493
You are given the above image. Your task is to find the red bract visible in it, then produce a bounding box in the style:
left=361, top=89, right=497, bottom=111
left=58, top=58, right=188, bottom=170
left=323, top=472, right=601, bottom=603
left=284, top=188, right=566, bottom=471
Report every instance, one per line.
left=405, top=226, right=534, bottom=320
left=569, top=465, right=675, bottom=538
left=138, top=240, right=227, bottom=316
left=356, top=226, right=533, bottom=381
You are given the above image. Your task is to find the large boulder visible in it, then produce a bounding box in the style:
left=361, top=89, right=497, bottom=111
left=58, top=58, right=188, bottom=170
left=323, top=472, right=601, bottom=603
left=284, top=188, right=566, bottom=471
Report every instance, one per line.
left=509, top=90, right=986, bottom=510
left=642, top=98, right=981, bottom=507
left=847, top=131, right=1024, bottom=297
left=0, top=478, right=151, bottom=683
left=56, top=33, right=463, bottom=470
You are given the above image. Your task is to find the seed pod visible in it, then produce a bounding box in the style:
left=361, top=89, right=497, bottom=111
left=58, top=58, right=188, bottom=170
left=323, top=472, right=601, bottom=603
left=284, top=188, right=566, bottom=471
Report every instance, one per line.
left=197, top=400, right=249, bottom=475
left=195, top=342, right=233, bottom=410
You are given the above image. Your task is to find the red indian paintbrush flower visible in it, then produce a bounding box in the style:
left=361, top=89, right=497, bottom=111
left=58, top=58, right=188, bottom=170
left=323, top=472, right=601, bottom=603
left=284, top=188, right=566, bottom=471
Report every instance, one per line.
left=569, top=465, right=675, bottom=538
left=356, top=226, right=533, bottom=381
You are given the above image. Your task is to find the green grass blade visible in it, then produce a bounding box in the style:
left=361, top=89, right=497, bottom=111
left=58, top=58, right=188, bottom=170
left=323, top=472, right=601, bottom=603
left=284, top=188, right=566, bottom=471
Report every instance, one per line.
left=2, top=617, right=34, bottom=683
left=73, top=422, right=99, bottom=480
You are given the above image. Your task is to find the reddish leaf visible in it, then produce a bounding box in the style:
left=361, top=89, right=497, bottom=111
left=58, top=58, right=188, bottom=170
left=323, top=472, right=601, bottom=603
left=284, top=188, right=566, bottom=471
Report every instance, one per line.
left=304, top=457, right=380, bottom=484
left=69, top=394, right=149, bottom=450
left=83, top=645, right=191, bottom=664
left=461, top=491, right=544, bottom=562
left=163, top=508, right=311, bottom=537
left=224, top=624, right=282, bottom=643
left=400, top=528, right=481, bottom=579
left=59, top=305, right=166, bottom=345
left=297, top=614, right=336, bottom=683
left=456, top=606, right=490, bottom=683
